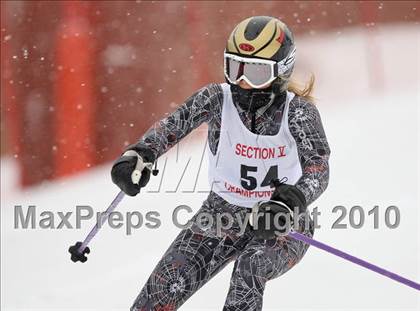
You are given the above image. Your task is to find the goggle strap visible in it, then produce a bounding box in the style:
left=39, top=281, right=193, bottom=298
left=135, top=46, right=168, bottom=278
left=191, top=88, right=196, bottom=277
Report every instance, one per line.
left=273, top=63, right=278, bottom=77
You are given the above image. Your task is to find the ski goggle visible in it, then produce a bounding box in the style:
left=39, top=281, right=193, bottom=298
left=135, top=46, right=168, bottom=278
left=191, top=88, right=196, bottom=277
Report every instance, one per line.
left=223, top=48, right=296, bottom=88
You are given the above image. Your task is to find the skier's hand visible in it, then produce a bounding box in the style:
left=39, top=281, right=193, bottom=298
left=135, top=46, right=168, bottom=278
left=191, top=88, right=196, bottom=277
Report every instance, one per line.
left=249, top=200, right=292, bottom=240
left=111, top=150, right=153, bottom=196
left=249, top=179, right=306, bottom=240
left=270, top=179, right=306, bottom=214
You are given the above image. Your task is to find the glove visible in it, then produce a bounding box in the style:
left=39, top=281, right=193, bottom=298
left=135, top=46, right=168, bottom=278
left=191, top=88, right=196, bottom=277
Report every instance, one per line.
left=249, top=179, right=307, bottom=240
left=111, top=148, right=154, bottom=196
left=270, top=178, right=306, bottom=214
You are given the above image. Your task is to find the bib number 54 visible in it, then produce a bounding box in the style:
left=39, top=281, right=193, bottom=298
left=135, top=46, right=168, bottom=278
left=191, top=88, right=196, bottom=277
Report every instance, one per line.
left=240, top=164, right=278, bottom=190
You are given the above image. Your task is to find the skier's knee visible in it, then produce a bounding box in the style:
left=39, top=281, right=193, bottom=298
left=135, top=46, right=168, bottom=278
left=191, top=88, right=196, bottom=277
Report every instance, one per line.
left=237, top=252, right=275, bottom=281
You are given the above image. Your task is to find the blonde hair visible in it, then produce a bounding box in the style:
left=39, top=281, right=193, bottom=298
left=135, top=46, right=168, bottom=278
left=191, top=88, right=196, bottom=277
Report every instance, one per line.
left=287, top=74, right=315, bottom=103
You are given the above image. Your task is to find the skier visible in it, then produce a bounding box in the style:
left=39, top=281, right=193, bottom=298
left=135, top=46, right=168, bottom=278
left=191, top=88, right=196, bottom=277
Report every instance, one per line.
left=111, top=16, right=330, bottom=311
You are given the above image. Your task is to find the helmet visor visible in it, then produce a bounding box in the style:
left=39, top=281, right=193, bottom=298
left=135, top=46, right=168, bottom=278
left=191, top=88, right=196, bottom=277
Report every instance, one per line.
left=224, top=53, right=276, bottom=88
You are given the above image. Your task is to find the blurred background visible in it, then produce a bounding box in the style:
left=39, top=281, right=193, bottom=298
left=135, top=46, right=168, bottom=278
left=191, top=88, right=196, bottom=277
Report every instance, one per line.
left=1, top=0, right=419, bottom=186
left=1, top=1, right=419, bottom=311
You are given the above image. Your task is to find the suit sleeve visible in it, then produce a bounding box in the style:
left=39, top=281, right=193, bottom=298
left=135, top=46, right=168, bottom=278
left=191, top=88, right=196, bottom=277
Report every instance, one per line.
left=288, top=97, right=331, bottom=206
left=129, top=84, right=221, bottom=162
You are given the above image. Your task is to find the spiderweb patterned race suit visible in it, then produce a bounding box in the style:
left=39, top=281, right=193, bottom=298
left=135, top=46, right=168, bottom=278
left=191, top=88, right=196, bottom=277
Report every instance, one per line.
left=130, top=83, right=330, bottom=311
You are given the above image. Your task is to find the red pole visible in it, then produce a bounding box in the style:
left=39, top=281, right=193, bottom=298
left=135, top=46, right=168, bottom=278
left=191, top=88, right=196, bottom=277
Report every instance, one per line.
left=1, top=2, right=22, bottom=183
left=53, top=1, right=96, bottom=178
left=185, top=2, right=211, bottom=89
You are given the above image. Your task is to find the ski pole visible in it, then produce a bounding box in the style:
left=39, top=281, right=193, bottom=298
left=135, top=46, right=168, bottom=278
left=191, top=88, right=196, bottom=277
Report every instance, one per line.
left=68, top=190, right=126, bottom=263
left=289, top=231, right=420, bottom=291
left=68, top=152, right=155, bottom=263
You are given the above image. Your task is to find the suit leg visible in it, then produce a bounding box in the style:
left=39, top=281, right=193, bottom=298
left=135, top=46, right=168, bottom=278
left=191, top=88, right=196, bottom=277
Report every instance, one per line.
left=223, top=215, right=314, bottom=311
left=130, top=197, right=250, bottom=311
